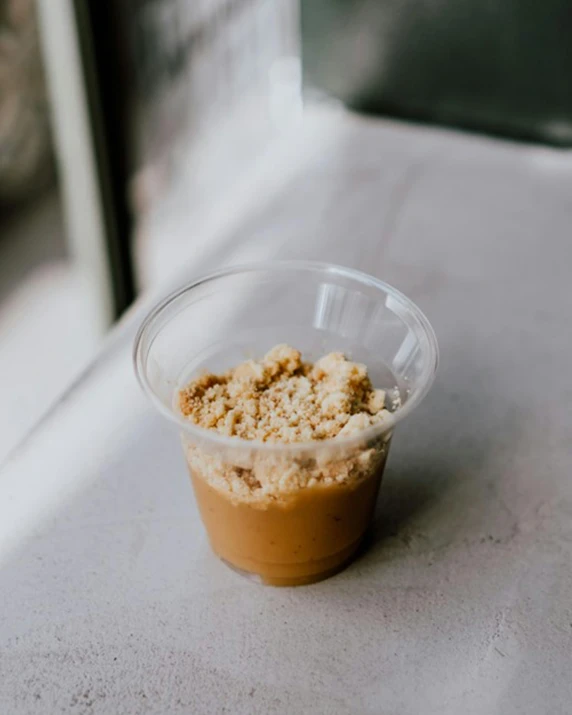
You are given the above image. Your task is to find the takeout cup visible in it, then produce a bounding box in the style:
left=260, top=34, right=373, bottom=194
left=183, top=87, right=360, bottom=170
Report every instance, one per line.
left=134, top=261, right=438, bottom=585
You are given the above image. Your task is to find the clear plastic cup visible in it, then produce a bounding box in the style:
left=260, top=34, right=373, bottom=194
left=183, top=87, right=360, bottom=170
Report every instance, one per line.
left=134, top=261, right=438, bottom=586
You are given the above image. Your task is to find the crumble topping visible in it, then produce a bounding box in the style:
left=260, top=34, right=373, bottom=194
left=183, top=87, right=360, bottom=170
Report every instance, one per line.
left=178, top=345, right=393, bottom=501
left=179, top=344, right=390, bottom=444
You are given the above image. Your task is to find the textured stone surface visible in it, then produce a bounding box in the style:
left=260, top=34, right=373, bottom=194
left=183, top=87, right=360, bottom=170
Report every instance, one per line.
left=1, top=111, right=571, bottom=714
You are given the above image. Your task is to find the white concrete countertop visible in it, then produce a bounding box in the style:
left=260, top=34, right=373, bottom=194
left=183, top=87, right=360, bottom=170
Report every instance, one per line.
left=1, top=110, right=571, bottom=714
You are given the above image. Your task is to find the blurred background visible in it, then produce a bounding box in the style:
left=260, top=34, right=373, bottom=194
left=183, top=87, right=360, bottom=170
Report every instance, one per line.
left=1, top=0, right=571, bottom=462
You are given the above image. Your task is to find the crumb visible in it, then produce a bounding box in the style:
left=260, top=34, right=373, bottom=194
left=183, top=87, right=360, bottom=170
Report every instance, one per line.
left=179, top=344, right=390, bottom=444
left=178, top=346, right=394, bottom=500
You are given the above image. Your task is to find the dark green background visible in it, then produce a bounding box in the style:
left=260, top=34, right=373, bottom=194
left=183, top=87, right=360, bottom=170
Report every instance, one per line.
left=302, top=0, right=572, bottom=145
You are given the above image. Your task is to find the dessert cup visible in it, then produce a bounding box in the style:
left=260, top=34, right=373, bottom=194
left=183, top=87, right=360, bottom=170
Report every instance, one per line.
left=134, top=261, right=438, bottom=585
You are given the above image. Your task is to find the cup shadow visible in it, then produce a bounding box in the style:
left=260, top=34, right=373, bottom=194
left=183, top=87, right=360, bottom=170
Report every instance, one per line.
left=350, top=457, right=456, bottom=569
left=349, top=357, right=525, bottom=570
